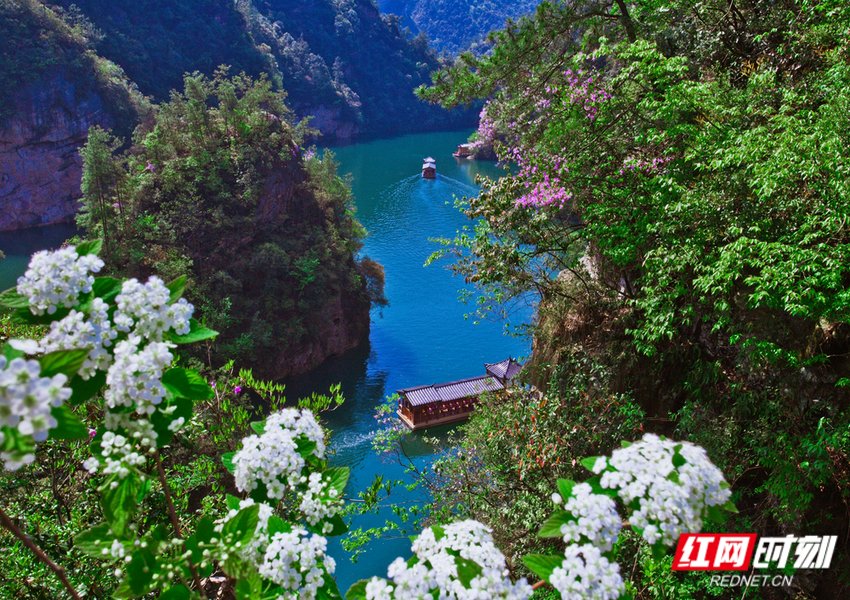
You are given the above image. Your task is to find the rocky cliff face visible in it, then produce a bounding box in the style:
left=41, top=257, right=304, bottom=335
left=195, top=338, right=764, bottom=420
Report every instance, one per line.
left=0, top=71, right=116, bottom=231
left=269, top=281, right=370, bottom=378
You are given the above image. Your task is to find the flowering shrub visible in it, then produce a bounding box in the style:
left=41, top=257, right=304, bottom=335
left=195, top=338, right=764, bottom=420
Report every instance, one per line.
left=16, top=246, right=104, bottom=315
left=523, top=434, right=736, bottom=598
left=350, top=520, right=533, bottom=599
left=593, top=435, right=733, bottom=546
left=0, top=356, right=72, bottom=469
left=0, top=243, right=736, bottom=599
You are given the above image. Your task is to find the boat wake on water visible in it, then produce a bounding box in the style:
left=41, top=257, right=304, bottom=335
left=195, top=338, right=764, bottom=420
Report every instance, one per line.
left=434, top=174, right=480, bottom=197
left=330, top=429, right=376, bottom=454
left=379, top=174, right=479, bottom=211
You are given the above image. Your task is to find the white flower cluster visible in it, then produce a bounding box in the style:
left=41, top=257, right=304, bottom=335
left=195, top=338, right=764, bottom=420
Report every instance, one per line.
left=17, top=247, right=103, bottom=315
left=233, top=409, right=326, bottom=500
left=0, top=356, right=71, bottom=470
left=258, top=528, right=334, bottom=600
left=104, top=338, right=173, bottom=415
left=82, top=431, right=146, bottom=478
left=299, top=472, right=342, bottom=529
left=218, top=498, right=274, bottom=567
left=38, top=299, right=117, bottom=379
left=114, top=277, right=192, bottom=340
left=594, top=434, right=731, bottom=546
left=549, top=544, right=624, bottom=600
left=104, top=411, right=157, bottom=447
left=366, top=520, right=532, bottom=599
left=552, top=483, right=621, bottom=551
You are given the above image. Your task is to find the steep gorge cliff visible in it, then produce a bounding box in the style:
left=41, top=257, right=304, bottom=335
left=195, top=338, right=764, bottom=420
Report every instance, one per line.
left=0, top=0, right=145, bottom=231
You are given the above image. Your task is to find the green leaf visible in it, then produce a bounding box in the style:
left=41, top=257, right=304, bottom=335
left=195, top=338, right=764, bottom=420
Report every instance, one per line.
left=150, top=394, right=193, bottom=446
left=455, top=555, right=483, bottom=588
left=166, top=276, right=188, bottom=303
left=345, top=579, right=369, bottom=600
left=309, top=513, right=347, bottom=537
left=222, top=452, right=236, bottom=474
left=101, top=474, right=141, bottom=537
left=50, top=405, right=88, bottom=440
left=0, top=288, right=28, bottom=310
left=68, top=372, right=106, bottom=406
left=722, top=499, right=739, bottom=513
left=185, top=516, right=216, bottom=568
left=162, top=368, right=213, bottom=400
left=11, top=306, right=69, bottom=325
left=159, top=585, right=190, bottom=600
left=672, top=452, right=687, bottom=468
left=250, top=421, right=265, bottom=435
left=522, top=554, right=564, bottom=581
left=317, top=572, right=343, bottom=599
left=74, top=522, right=114, bottom=558
left=267, top=515, right=292, bottom=536
left=325, top=466, right=350, bottom=497
left=223, top=505, right=259, bottom=545
left=2, top=343, right=24, bottom=361
left=168, top=318, right=219, bottom=345
left=431, top=524, right=446, bottom=541
left=137, top=477, right=152, bottom=504
left=580, top=456, right=602, bottom=473
left=234, top=577, right=259, bottom=600
left=91, top=277, right=122, bottom=304
left=75, top=239, right=103, bottom=256
left=586, top=476, right=618, bottom=498
left=111, top=578, right=134, bottom=599
left=40, top=350, right=89, bottom=377
left=226, top=494, right=241, bottom=511
left=295, top=437, right=318, bottom=459
left=538, top=510, right=572, bottom=538
left=556, top=478, right=576, bottom=500
left=126, top=547, right=158, bottom=596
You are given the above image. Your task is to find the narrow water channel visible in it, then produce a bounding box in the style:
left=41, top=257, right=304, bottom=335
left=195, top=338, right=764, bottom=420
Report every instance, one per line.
left=289, top=130, right=533, bottom=589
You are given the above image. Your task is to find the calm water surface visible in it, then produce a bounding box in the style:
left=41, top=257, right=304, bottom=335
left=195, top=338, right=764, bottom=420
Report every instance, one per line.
left=296, top=130, right=532, bottom=589
left=0, top=224, right=78, bottom=290
left=0, top=130, right=532, bottom=591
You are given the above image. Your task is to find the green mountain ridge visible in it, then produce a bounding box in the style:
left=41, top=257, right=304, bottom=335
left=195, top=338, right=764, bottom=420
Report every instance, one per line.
left=49, top=0, right=474, bottom=141
left=376, top=0, right=540, bottom=54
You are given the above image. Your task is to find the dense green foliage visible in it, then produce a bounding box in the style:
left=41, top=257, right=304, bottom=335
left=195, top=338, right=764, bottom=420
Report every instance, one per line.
left=47, top=0, right=473, bottom=139
left=0, top=0, right=144, bottom=128
left=78, top=71, right=372, bottom=371
left=422, top=0, right=850, bottom=595
left=431, top=359, right=644, bottom=569
left=376, top=0, right=540, bottom=55
left=49, top=0, right=269, bottom=102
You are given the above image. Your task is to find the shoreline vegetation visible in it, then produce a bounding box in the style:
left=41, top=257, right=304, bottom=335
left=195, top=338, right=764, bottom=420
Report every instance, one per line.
left=1, top=0, right=849, bottom=598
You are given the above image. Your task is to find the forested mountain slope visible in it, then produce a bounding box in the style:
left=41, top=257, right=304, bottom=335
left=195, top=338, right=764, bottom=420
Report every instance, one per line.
left=50, top=0, right=472, bottom=140
left=0, top=0, right=147, bottom=230
left=376, top=0, right=540, bottom=54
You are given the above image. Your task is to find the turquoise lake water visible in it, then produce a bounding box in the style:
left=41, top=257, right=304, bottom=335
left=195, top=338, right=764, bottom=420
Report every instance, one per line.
left=0, top=130, right=533, bottom=591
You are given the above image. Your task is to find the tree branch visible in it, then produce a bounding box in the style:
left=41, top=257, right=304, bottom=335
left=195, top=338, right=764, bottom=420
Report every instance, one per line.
left=0, top=505, right=81, bottom=600
left=154, top=451, right=204, bottom=597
